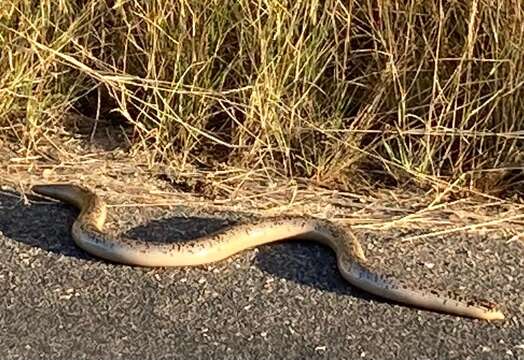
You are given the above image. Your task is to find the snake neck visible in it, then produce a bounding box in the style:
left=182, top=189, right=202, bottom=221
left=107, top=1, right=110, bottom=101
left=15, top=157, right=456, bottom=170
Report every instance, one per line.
left=339, top=260, right=505, bottom=321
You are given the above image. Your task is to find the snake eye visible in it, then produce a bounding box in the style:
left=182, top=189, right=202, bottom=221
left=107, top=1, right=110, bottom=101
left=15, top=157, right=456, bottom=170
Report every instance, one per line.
left=467, top=298, right=498, bottom=310
left=479, top=300, right=498, bottom=310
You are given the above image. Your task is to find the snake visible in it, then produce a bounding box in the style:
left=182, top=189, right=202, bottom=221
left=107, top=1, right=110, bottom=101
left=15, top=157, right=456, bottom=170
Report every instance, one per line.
left=31, top=183, right=505, bottom=321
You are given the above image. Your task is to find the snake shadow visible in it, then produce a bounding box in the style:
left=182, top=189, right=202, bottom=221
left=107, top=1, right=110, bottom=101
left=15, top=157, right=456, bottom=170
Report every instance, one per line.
left=125, top=216, right=376, bottom=302
left=0, top=190, right=94, bottom=261
left=0, top=190, right=376, bottom=303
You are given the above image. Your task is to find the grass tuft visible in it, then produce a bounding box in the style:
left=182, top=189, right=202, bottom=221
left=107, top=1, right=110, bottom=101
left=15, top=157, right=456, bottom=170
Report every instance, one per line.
left=1, top=0, right=523, bottom=196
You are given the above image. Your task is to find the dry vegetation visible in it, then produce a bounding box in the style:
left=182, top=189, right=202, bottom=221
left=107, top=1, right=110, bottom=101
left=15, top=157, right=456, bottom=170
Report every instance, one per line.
left=0, top=0, right=523, bottom=236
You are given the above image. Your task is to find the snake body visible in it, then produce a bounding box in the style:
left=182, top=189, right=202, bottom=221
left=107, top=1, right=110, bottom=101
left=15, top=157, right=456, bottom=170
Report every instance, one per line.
left=32, top=184, right=504, bottom=320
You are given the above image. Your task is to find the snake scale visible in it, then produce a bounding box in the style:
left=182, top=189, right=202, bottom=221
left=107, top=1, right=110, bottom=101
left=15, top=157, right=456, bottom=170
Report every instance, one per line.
left=32, top=184, right=504, bottom=320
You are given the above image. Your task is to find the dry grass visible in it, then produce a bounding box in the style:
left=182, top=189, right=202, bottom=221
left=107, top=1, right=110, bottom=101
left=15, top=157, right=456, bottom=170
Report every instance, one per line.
left=1, top=1, right=523, bottom=214
left=2, top=146, right=523, bottom=243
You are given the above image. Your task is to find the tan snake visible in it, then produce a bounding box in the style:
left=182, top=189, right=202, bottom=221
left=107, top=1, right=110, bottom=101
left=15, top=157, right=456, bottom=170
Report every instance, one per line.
left=32, top=184, right=505, bottom=321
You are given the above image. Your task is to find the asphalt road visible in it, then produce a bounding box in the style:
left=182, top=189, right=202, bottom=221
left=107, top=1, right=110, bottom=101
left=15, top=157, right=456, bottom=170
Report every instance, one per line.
left=1, top=191, right=523, bottom=359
